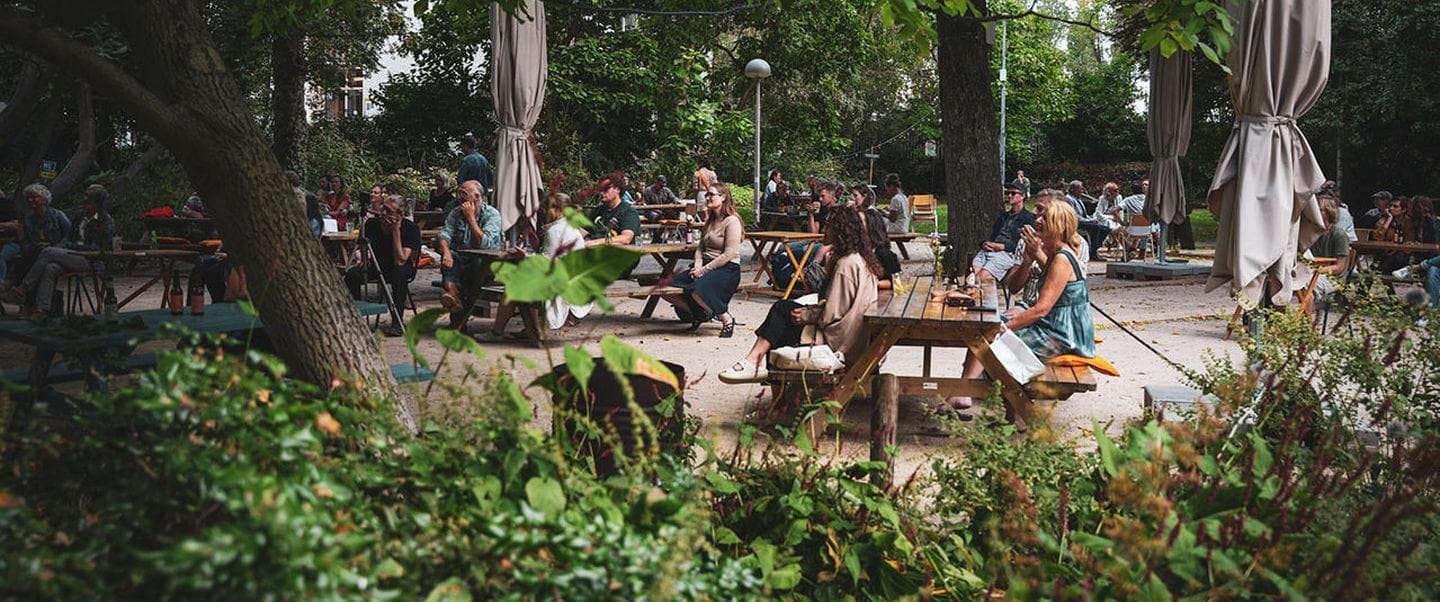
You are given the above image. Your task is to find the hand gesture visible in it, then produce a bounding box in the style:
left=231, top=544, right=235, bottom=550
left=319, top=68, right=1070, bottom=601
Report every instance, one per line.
left=690, top=265, right=705, bottom=278
left=442, top=252, right=454, bottom=269
left=461, top=199, right=478, bottom=220
left=808, top=201, right=821, bottom=214
left=790, top=307, right=808, bottom=324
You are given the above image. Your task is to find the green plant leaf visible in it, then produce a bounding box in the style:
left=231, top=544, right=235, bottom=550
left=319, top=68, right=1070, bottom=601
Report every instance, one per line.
left=236, top=298, right=257, bottom=316
left=524, top=476, right=565, bottom=518
left=598, top=335, right=678, bottom=390
left=705, top=471, right=742, bottom=494
left=424, top=577, right=472, bottom=602
left=563, top=345, right=594, bottom=397
left=713, top=526, right=741, bottom=545
left=435, top=327, right=485, bottom=358
left=556, top=245, right=640, bottom=309
left=406, top=308, right=448, bottom=368
left=768, top=565, right=803, bottom=590
left=1093, top=419, right=1121, bottom=476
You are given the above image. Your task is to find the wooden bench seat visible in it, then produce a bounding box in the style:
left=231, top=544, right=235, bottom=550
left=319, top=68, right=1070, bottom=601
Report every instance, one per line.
left=620, top=281, right=763, bottom=300
left=760, top=363, right=1095, bottom=403
left=888, top=232, right=923, bottom=260
left=2, top=353, right=160, bottom=387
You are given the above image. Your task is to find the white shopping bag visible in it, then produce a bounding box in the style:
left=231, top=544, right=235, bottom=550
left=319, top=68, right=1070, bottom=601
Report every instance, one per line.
left=989, top=328, right=1045, bottom=384
left=768, top=345, right=845, bottom=373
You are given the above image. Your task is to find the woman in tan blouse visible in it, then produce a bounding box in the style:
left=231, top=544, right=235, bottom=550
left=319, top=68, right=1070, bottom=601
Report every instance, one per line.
left=665, top=183, right=745, bottom=336
left=720, top=208, right=881, bottom=383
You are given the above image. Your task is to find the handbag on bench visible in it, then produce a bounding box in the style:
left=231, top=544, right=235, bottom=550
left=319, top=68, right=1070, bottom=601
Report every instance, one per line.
left=768, top=345, right=845, bottom=373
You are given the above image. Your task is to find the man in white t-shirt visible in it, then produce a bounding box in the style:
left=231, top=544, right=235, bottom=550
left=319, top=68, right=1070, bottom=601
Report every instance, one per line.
left=883, top=174, right=909, bottom=233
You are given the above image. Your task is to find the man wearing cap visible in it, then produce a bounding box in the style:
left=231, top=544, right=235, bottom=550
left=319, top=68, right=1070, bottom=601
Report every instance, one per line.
left=971, top=184, right=1036, bottom=285
left=1356, top=191, right=1393, bottom=230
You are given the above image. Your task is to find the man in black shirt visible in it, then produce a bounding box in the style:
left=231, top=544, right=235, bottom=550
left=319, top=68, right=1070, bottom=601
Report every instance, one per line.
left=346, top=195, right=421, bottom=336
left=970, top=183, right=1036, bottom=285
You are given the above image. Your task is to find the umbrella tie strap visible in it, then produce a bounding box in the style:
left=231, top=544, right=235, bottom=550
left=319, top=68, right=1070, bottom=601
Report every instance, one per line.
left=1233, top=114, right=1296, bottom=127
left=1089, top=301, right=1185, bottom=373
left=496, top=125, right=529, bottom=140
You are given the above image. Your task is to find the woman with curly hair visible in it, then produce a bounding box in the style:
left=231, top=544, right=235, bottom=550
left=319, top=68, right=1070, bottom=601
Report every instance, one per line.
left=720, top=208, right=882, bottom=383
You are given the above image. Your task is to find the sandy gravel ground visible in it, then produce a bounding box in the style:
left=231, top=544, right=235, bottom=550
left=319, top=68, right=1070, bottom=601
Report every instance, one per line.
left=1, top=243, right=1245, bottom=477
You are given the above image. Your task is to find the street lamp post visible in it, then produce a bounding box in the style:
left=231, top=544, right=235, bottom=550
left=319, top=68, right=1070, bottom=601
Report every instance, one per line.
left=745, top=58, right=771, bottom=222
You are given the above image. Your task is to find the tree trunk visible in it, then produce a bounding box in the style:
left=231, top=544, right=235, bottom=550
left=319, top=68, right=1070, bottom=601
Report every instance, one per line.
left=0, top=60, right=47, bottom=148
left=936, top=9, right=1001, bottom=271
left=0, top=1, right=413, bottom=432
left=109, top=143, right=166, bottom=211
left=47, top=82, right=98, bottom=200
left=270, top=28, right=307, bottom=169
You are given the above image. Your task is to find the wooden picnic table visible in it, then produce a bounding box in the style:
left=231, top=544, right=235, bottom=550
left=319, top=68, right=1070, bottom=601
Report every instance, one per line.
left=634, top=203, right=692, bottom=212
left=1349, top=240, right=1440, bottom=256
left=76, top=248, right=206, bottom=310
left=757, top=210, right=811, bottom=232
left=617, top=242, right=697, bottom=317
left=826, top=272, right=1094, bottom=421
left=143, top=215, right=218, bottom=241
left=746, top=230, right=823, bottom=299
left=322, top=231, right=360, bottom=268
left=0, top=301, right=388, bottom=429
left=412, top=210, right=446, bottom=227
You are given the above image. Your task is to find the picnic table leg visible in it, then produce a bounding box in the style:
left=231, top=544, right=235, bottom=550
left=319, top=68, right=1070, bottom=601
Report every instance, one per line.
left=781, top=241, right=817, bottom=300
left=894, top=239, right=910, bottom=261
left=641, top=253, right=683, bottom=319
left=829, top=326, right=904, bottom=408
left=963, top=331, right=1035, bottom=427
left=870, top=373, right=898, bottom=489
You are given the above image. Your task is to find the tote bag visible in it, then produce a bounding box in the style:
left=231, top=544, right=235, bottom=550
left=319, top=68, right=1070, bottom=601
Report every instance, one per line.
left=989, top=328, right=1045, bottom=384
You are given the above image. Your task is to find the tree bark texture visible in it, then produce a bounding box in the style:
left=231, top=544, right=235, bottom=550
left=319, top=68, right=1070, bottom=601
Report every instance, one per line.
left=47, top=82, right=97, bottom=200
left=936, top=10, right=1002, bottom=269
left=0, top=1, right=413, bottom=432
left=0, top=59, right=47, bottom=148
left=269, top=28, right=307, bottom=170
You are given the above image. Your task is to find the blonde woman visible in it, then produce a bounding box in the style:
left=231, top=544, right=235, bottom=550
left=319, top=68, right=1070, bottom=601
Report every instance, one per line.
left=952, top=200, right=1096, bottom=431
left=665, top=183, right=744, bottom=337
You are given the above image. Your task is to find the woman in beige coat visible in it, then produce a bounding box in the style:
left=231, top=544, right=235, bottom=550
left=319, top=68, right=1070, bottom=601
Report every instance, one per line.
left=720, top=208, right=880, bottom=383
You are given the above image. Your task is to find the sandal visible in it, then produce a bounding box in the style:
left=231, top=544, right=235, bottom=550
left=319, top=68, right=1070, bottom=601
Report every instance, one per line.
left=719, top=360, right=768, bottom=384
left=439, top=292, right=462, bottom=312
left=718, top=320, right=735, bottom=338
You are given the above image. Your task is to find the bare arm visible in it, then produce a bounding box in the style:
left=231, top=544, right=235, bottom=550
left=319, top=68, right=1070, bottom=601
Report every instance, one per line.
left=1005, top=252, right=1075, bottom=331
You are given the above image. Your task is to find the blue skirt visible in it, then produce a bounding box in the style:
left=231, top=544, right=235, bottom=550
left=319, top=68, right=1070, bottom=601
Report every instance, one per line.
left=671, top=262, right=741, bottom=318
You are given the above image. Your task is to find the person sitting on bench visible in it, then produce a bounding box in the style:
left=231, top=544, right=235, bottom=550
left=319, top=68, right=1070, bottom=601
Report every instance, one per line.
left=584, top=175, right=641, bottom=246
left=883, top=173, right=910, bottom=234
left=437, top=180, right=503, bottom=331
left=1005, top=189, right=1089, bottom=309
left=664, top=184, right=743, bottom=336
left=345, top=194, right=420, bottom=337
left=863, top=203, right=901, bottom=290
left=970, top=183, right=1034, bottom=286
left=952, top=200, right=1096, bottom=432
left=0, top=185, right=112, bottom=318
left=484, top=193, right=594, bottom=342
left=719, top=208, right=880, bottom=383
left=0, top=184, right=71, bottom=287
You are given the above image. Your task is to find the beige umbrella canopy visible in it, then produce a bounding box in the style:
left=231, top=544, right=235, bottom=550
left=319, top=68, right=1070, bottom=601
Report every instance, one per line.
left=491, top=0, right=547, bottom=233
left=1205, top=0, right=1331, bottom=305
left=1145, top=48, right=1192, bottom=227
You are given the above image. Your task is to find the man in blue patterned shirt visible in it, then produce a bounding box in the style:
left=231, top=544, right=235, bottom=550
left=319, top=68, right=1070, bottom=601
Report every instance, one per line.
left=437, top=179, right=503, bottom=330
left=1, top=183, right=71, bottom=285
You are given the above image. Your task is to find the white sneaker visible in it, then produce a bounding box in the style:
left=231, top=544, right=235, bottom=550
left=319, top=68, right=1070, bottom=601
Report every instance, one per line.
left=719, top=360, right=768, bottom=384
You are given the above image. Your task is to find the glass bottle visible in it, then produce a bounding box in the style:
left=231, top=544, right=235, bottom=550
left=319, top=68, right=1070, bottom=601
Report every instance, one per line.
left=168, top=270, right=185, bottom=315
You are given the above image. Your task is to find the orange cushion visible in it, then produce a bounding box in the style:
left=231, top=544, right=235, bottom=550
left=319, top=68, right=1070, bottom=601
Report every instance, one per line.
left=1047, top=354, right=1120, bottom=377
left=199, top=239, right=223, bottom=250
left=155, top=236, right=190, bottom=246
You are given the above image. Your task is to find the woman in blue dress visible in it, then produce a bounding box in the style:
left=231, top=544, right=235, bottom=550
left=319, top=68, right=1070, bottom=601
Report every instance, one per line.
left=951, top=199, right=1095, bottom=431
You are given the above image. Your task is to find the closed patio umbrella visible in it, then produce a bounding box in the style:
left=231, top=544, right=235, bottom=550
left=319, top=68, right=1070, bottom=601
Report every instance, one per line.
left=1205, top=0, right=1331, bottom=305
left=491, top=0, right=547, bottom=234
left=1145, top=48, right=1191, bottom=229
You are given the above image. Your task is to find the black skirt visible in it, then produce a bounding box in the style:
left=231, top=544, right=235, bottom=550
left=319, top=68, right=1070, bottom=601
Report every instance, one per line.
left=670, top=261, right=741, bottom=317
left=756, top=299, right=804, bottom=348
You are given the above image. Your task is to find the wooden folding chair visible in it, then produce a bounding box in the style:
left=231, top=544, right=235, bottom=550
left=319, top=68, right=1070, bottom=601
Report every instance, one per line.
left=909, top=194, right=938, bottom=233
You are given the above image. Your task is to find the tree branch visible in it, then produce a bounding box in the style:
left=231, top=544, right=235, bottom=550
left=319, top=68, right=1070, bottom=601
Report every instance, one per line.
left=110, top=143, right=166, bottom=210
left=48, top=82, right=98, bottom=200
left=980, top=1, right=1115, bottom=38
left=0, top=59, right=48, bottom=147
left=0, top=6, right=183, bottom=136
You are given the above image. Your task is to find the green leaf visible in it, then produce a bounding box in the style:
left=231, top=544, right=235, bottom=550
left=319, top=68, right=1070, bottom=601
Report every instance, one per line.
left=236, top=298, right=257, bottom=316
left=1248, top=433, right=1273, bottom=476
left=524, top=476, right=565, bottom=518
left=767, top=565, right=803, bottom=590
left=1138, top=572, right=1171, bottom=602
left=705, top=471, right=742, bottom=494
left=376, top=558, right=405, bottom=580
left=563, top=345, right=595, bottom=397
left=435, top=328, right=485, bottom=358
left=713, top=526, right=741, bottom=545
left=556, top=245, right=641, bottom=309
left=598, top=335, right=679, bottom=391
left=1159, top=37, right=1179, bottom=57
left=1093, top=419, right=1121, bottom=476
left=406, top=308, right=448, bottom=369
left=424, top=577, right=472, bottom=602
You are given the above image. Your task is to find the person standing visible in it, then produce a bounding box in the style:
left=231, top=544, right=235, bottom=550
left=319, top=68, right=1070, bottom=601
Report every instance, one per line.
left=692, top=158, right=717, bottom=205
left=883, top=173, right=910, bottom=234
left=437, top=180, right=504, bottom=330
left=457, top=134, right=494, bottom=196
left=665, top=184, right=744, bottom=336
left=345, top=195, right=420, bottom=337
left=1011, top=169, right=1032, bottom=197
